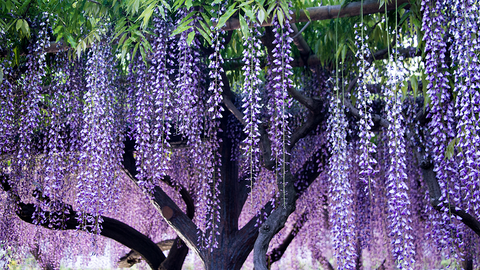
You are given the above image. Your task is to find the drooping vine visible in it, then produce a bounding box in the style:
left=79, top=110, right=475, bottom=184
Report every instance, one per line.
left=77, top=40, right=122, bottom=234
left=241, top=22, right=262, bottom=207
left=269, top=5, right=294, bottom=207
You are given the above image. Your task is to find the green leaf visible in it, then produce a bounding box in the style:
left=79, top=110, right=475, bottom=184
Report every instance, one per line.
left=335, top=43, right=343, bottom=60
left=277, top=9, right=284, bottom=26
left=200, top=12, right=213, bottom=27
left=66, top=34, right=77, bottom=48
left=243, top=7, right=255, bottom=22
left=341, top=43, right=347, bottom=62
left=266, top=4, right=275, bottom=19
left=21, top=20, right=30, bottom=37
left=131, top=0, right=140, bottom=14
left=172, top=0, right=185, bottom=10
left=170, top=18, right=194, bottom=36
left=139, top=3, right=155, bottom=29
left=187, top=30, right=195, bottom=45
left=0, top=65, right=3, bottom=84
left=410, top=75, right=418, bottom=97
left=199, top=20, right=211, bottom=34
left=257, top=8, right=266, bottom=24
left=401, top=82, right=408, bottom=101
left=185, top=0, right=192, bottom=9
left=238, top=0, right=253, bottom=8
left=118, top=33, right=128, bottom=46
left=179, top=11, right=196, bottom=25
left=157, top=1, right=167, bottom=16
left=113, top=25, right=127, bottom=41
left=239, top=14, right=249, bottom=38
left=196, top=26, right=212, bottom=44
left=15, top=19, right=23, bottom=31
left=445, top=137, right=457, bottom=160
left=279, top=1, right=289, bottom=18
left=304, top=9, right=310, bottom=21
left=216, top=4, right=237, bottom=30
left=132, top=42, right=140, bottom=60
left=139, top=43, right=147, bottom=63
left=398, top=10, right=410, bottom=27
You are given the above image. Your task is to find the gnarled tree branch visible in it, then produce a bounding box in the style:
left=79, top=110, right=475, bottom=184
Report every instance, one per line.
left=0, top=174, right=166, bottom=270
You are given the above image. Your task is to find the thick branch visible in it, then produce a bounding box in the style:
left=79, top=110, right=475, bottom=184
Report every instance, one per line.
left=419, top=160, right=480, bottom=237
left=289, top=106, right=326, bottom=151
left=223, top=94, right=246, bottom=126
left=254, top=172, right=297, bottom=270
left=259, top=124, right=275, bottom=170
left=118, top=239, right=175, bottom=268
left=223, top=0, right=409, bottom=31
left=122, top=140, right=202, bottom=261
left=344, top=97, right=389, bottom=128
left=0, top=174, right=166, bottom=270
left=151, top=185, right=203, bottom=260
left=266, top=212, right=308, bottom=264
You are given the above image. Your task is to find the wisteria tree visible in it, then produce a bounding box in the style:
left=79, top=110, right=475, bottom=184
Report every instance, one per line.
left=1, top=0, right=480, bottom=269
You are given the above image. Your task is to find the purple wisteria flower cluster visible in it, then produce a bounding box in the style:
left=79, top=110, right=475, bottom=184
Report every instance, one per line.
left=267, top=8, right=294, bottom=207
left=241, top=23, right=263, bottom=195
left=136, top=14, right=174, bottom=192
left=422, top=0, right=464, bottom=257
left=327, top=92, right=357, bottom=270
left=10, top=14, right=50, bottom=194
left=381, top=14, right=416, bottom=266
left=76, top=40, right=123, bottom=234
left=175, top=12, right=205, bottom=151
left=195, top=3, right=229, bottom=251
left=354, top=22, right=377, bottom=195
left=41, top=54, right=83, bottom=228
left=450, top=0, right=480, bottom=219
left=269, top=12, right=293, bottom=161
left=383, top=83, right=415, bottom=270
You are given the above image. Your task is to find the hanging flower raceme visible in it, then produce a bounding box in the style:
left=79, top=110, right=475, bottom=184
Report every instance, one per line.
left=241, top=22, right=262, bottom=196
left=76, top=41, right=123, bottom=234
left=7, top=14, right=49, bottom=196
left=383, top=38, right=415, bottom=266
left=268, top=9, right=293, bottom=167
left=422, top=0, right=462, bottom=257
left=450, top=0, right=480, bottom=218
left=196, top=2, right=228, bottom=251
left=175, top=12, right=205, bottom=150
left=327, top=91, right=356, bottom=270
left=0, top=61, right=15, bottom=170
left=150, top=15, right=174, bottom=188
left=383, top=81, right=415, bottom=269
left=132, top=56, right=154, bottom=191
left=41, top=55, right=84, bottom=227
left=354, top=22, right=377, bottom=195
left=134, top=13, right=174, bottom=192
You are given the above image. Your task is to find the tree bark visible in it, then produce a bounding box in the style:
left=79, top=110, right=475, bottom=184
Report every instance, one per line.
left=118, top=239, right=175, bottom=268
left=253, top=172, right=297, bottom=270
left=266, top=212, right=307, bottom=265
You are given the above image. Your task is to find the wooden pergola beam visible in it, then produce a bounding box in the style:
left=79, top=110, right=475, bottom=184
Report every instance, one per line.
left=222, top=0, right=410, bottom=31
